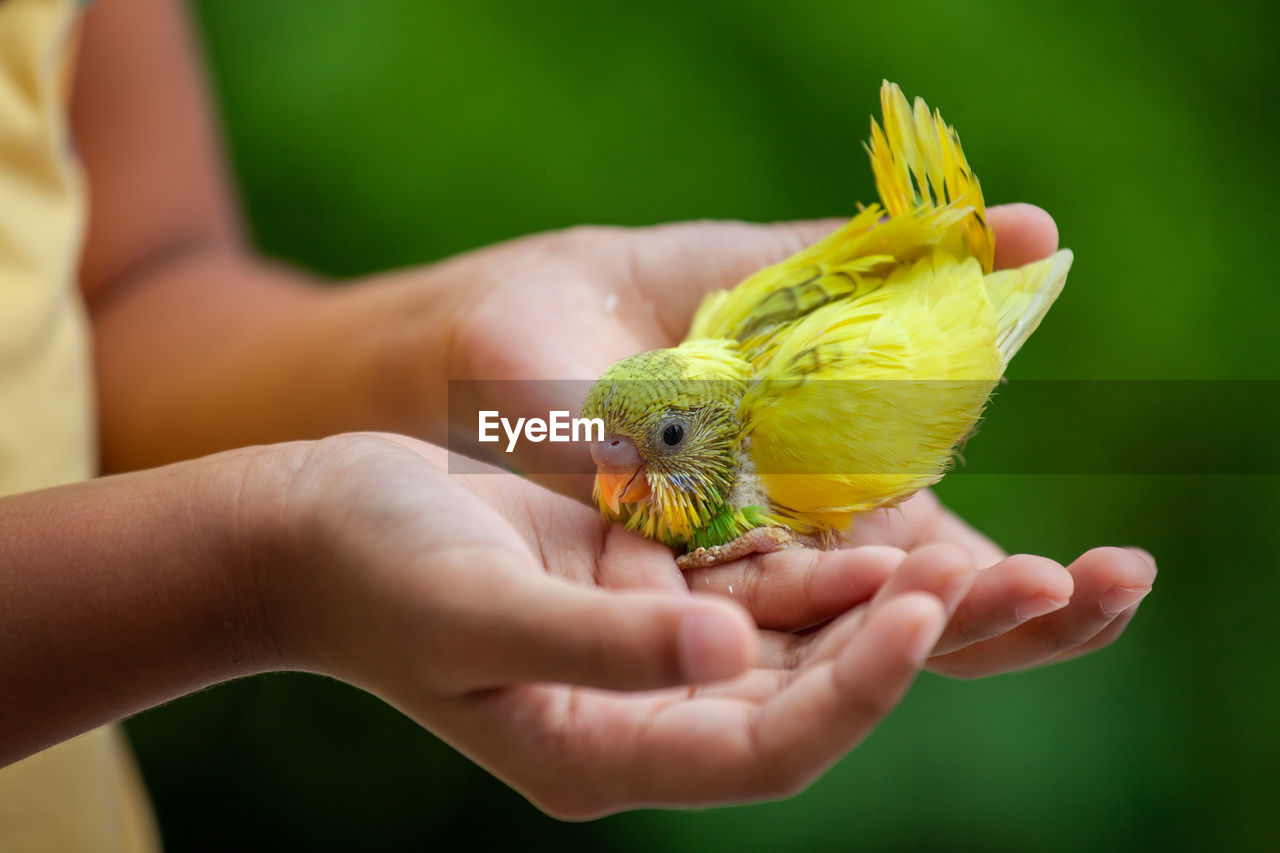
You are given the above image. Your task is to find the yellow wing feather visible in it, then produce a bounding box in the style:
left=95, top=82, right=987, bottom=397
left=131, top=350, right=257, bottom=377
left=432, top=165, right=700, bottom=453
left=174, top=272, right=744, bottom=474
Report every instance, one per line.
left=984, top=248, right=1074, bottom=369
left=742, top=254, right=1000, bottom=533
left=687, top=203, right=972, bottom=349
left=867, top=81, right=995, bottom=271
left=689, top=81, right=995, bottom=349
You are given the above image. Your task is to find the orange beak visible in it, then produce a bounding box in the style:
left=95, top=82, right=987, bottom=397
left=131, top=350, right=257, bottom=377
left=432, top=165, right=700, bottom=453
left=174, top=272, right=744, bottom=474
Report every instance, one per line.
left=590, top=435, right=651, bottom=513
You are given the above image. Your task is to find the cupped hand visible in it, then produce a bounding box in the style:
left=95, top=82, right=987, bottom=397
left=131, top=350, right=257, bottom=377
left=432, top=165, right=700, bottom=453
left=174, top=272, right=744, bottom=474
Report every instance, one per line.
left=261, top=433, right=977, bottom=817
left=447, top=204, right=1060, bottom=485
left=444, top=215, right=849, bottom=490
left=445, top=204, right=1155, bottom=677
left=842, top=489, right=1156, bottom=677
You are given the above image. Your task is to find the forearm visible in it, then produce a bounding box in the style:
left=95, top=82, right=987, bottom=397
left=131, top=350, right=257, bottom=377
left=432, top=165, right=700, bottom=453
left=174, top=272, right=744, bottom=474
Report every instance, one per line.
left=90, top=247, right=472, bottom=473
left=0, top=445, right=293, bottom=765
left=71, top=0, right=485, bottom=473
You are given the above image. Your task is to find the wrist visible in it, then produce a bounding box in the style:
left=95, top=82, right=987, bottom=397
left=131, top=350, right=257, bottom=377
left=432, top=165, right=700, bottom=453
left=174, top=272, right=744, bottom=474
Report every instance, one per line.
left=333, top=257, right=485, bottom=446
left=205, top=441, right=320, bottom=674
left=230, top=434, right=448, bottom=681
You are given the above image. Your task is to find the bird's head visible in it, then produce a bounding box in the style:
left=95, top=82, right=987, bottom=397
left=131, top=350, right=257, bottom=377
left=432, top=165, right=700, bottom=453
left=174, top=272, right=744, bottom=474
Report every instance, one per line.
left=581, top=343, right=750, bottom=540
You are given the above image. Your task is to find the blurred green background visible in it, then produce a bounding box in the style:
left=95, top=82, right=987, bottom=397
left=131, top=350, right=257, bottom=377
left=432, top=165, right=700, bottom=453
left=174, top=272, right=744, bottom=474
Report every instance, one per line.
left=123, top=1, right=1279, bottom=850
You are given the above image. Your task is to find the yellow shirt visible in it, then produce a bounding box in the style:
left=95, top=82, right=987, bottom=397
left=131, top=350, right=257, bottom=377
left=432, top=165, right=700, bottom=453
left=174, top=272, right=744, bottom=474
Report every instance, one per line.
left=0, top=0, right=160, bottom=849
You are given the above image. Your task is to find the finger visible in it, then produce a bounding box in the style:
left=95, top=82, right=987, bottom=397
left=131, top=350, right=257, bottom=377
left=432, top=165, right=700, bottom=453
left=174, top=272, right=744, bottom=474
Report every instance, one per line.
left=593, top=523, right=690, bottom=594
left=845, top=490, right=1006, bottom=567
left=988, top=203, right=1059, bottom=270
left=442, top=571, right=756, bottom=693
left=756, top=543, right=975, bottom=670
left=1044, top=601, right=1142, bottom=665
left=434, top=595, right=943, bottom=817
left=685, top=665, right=794, bottom=705
left=930, top=554, right=1074, bottom=656
left=646, top=218, right=847, bottom=288
left=866, top=542, right=977, bottom=615
left=743, top=593, right=946, bottom=798
left=801, top=543, right=973, bottom=663
left=683, top=545, right=906, bottom=631
left=629, top=218, right=845, bottom=336
left=926, top=547, right=1156, bottom=678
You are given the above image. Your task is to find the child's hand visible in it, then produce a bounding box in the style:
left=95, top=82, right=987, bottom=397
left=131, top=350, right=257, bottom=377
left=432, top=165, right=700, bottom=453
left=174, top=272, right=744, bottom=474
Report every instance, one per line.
left=441, top=205, right=1155, bottom=681
left=842, top=489, right=1156, bottom=677
left=681, top=488, right=1156, bottom=678
left=0, top=429, right=1147, bottom=785
left=257, top=433, right=975, bottom=817
left=445, top=205, right=1058, bottom=484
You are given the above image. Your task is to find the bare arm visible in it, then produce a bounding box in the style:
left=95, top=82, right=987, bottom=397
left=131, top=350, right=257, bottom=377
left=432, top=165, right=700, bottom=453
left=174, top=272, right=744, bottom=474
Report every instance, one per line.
left=73, top=0, right=461, bottom=472
left=1, top=433, right=970, bottom=816
left=0, top=448, right=280, bottom=765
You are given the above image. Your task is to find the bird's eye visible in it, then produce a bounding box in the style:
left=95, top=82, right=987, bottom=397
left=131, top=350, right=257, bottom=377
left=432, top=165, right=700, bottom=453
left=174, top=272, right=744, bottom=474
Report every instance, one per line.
left=662, top=422, right=685, bottom=447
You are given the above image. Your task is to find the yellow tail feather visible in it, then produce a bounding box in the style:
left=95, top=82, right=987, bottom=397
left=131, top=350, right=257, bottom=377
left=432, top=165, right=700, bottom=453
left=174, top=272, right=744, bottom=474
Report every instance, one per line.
left=866, top=81, right=995, bottom=272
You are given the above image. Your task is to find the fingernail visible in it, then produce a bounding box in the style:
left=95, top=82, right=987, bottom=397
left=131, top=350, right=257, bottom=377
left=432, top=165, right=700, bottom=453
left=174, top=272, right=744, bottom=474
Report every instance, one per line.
left=1099, top=586, right=1150, bottom=618
left=1015, top=595, right=1069, bottom=623
left=1126, top=547, right=1157, bottom=569
left=679, top=610, right=747, bottom=683
left=907, top=609, right=946, bottom=665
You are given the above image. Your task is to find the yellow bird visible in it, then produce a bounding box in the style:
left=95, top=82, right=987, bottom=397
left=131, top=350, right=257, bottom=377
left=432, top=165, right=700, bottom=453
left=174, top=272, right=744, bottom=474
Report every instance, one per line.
left=582, top=81, right=1073, bottom=568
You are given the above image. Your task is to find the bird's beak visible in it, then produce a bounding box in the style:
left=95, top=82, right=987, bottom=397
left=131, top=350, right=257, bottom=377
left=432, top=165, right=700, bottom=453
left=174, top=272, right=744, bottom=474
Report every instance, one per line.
left=596, top=467, right=651, bottom=513
left=590, top=435, right=650, bottom=513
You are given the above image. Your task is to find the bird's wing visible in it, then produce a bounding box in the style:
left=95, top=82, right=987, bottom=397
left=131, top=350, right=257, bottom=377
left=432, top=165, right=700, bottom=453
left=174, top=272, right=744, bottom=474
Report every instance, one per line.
left=984, top=249, right=1074, bottom=369
left=740, top=253, right=1003, bottom=532
left=688, top=81, right=994, bottom=356
left=868, top=80, right=995, bottom=272
left=686, top=205, right=886, bottom=345
left=687, top=203, right=973, bottom=355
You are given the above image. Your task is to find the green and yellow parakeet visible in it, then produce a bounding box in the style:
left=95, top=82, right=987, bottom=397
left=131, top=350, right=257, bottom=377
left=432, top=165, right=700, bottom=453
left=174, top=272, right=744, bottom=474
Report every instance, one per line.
left=582, top=81, right=1072, bottom=568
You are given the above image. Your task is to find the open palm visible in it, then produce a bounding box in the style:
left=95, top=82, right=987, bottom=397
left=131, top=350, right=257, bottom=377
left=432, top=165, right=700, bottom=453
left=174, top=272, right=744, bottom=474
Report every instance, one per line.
left=281, top=434, right=973, bottom=817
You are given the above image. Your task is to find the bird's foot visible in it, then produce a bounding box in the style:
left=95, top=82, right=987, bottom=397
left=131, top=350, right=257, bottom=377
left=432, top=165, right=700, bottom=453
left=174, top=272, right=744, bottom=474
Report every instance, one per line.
left=676, top=526, right=801, bottom=570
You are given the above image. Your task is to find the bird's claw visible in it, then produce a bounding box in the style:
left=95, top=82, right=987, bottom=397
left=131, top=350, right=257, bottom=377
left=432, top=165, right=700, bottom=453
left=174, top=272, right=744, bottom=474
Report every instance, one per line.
left=676, top=526, right=801, bottom=569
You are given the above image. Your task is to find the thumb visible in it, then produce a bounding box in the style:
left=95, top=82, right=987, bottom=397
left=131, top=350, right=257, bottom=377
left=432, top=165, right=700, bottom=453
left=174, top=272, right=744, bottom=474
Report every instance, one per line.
left=442, top=574, right=757, bottom=694
left=650, top=218, right=849, bottom=289
left=638, top=217, right=847, bottom=288
left=626, top=218, right=845, bottom=338
left=987, top=203, right=1060, bottom=269
left=629, top=205, right=1060, bottom=338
